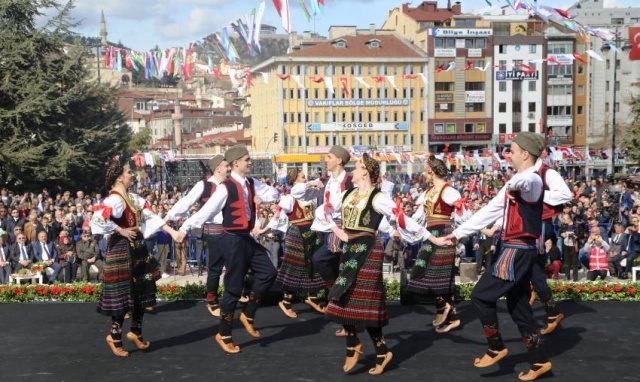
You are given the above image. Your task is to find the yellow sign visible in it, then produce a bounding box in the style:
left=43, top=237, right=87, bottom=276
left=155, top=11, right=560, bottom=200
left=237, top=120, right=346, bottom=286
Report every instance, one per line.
left=511, top=23, right=527, bottom=36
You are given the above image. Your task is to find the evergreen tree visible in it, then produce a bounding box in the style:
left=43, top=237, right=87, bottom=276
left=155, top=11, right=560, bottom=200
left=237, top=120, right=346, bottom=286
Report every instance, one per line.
left=0, top=0, right=131, bottom=191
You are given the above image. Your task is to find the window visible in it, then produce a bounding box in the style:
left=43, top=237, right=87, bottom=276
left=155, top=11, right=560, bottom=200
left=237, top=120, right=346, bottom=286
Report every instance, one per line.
left=529, top=44, right=536, bottom=53
left=476, top=38, right=486, bottom=49
left=578, top=105, right=584, bottom=114
left=499, top=123, right=506, bottom=134
left=528, top=123, right=536, bottom=132
left=464, top=123, right=474, bottom=133
left=528, top=102, right=536, bottom=112
left=499, top=103, right=507, bottom=113
left=499, top=45, right=506, bottom=54
left=315, top=136, right=320, bottom=146
left=435, top=123, right=444, bottom=134
left=499, top=82, right=507, bottom=92
left=283, top=114, right=287, bottom=123
left=528, top=81, right=537, bottom=92
left=465, top=103, right=484, bottom=112
left=605, top=103, right=610, bottom=112
left=512, top=122, right=521, bottom=133
left=282, top=89, right=287, bottom=99
left=435, top=82, right=455, bottom=91
left=465, top=82, right=485, bottom=91
left=577, top=65, right=584, bottom=74
left=446, top=123, right=456, bottom=133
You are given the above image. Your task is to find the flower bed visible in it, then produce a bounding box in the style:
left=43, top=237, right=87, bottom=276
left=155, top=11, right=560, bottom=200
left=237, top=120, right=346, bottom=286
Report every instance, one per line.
left=0, top=280, right=638, bottom=303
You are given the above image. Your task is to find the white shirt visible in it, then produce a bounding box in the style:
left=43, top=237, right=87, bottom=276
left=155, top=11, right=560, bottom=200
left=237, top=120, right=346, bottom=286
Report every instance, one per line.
left=40, top=242, right=49, bottom=261
left=278, top=182, right=320, bottom=213
left=322, top=170, right=349, bottom=220
left=165, top=178, right=223, bottom=224
left=535, top=160, right=573, bottom=207
left=412, top=185, right=462, bottom=225
left=453, top=165, right=542, bottom=240
left=90, top=192, right=165, bottom=239
left=0, top=246, right=6, bottom=262
left=180, top=171, right=279, bottom=233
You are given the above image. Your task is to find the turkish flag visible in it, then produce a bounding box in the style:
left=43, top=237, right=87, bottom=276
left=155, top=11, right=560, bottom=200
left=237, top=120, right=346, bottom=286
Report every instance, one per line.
left=499, top=134, right=506, bottom=144
left=629, top=27, right=640, bottom=60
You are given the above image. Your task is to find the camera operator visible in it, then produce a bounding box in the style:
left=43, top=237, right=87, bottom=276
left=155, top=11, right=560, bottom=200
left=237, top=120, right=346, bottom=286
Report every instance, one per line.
left=559, top=213, right=579, bottom=281
left=584, top=233, right=610, bottom=281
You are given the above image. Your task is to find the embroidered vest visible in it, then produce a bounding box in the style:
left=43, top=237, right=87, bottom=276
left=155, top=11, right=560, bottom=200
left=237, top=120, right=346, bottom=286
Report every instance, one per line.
left=423, top=184, right=454, bottom=220
left=502, top=175, right=543, bottom=241
left=108, top=190, right=141, bottom=229
left=287, top=199, right=314, bottom=225
left=222, top=177, right=256, bottom=232
left=341, top=188, right=383, bottom=234
left=539, top=165, right=564, bottom=220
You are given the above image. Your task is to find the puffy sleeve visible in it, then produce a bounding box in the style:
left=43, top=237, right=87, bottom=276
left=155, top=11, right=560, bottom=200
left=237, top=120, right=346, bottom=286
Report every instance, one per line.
left=252, top=177, right=279, bottom=203
left=90, top=195, right=123, bottom=235
left=373, top=192, right=431, bottom=244
left=278, top=194, right=295, bottom=214
left=134, top=194, right=166, bottom=238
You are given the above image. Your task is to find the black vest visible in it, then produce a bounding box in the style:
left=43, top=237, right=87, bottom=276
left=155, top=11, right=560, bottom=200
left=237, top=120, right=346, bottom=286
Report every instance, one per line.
left=222, top=177, right=255, bottom=232
left=341, top=188, right=384, bottom=234
left=200, top=180, right=216, bottom=204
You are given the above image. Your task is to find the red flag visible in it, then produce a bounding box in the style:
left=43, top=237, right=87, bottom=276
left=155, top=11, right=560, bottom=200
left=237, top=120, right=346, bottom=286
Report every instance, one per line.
left=245, top=71, right=253, bottom=88
left=310, top=76, right=324, bottom=83
left=573, top=52, right=587, bottom=63
left=464, top=61, right=473, bottom=71
left=629, top=27, right=640, bottom=60
left=213, top=66, right=221, bottom=79
left=443, top=143, right=450, bottom=153
left=435, top=63, right=445, bottom=73
left=553, top=8, right=573, bottom=18
left=403, top=74, right=418, bottom=79
left=372, top=76, right=384, bottom=83
left=277, top=74, right=291, bottom=80
left=339, top=76, right=350, bottom=98
left=517, top=62, right=535, bottom=73
left=272, top=0, right=282, bottom=16
left=547, top=56, right=563, bottom=66
left=318, top=0, right=325, bottom=5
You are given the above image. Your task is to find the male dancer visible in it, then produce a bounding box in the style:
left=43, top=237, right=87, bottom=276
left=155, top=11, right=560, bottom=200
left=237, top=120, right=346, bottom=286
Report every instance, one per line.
left=311, top=146, right=352, bottom=290
left=179, top=145, right=278, bottom=353
left=166, top=155, right=230, bottom=316
left=444, top=132, right=552, bottom=381
left=530, top=136, right=573, bottom=334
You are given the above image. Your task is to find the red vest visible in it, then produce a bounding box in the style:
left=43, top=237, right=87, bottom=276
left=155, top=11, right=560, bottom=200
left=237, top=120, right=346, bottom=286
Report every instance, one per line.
left=108, top=190, right=141, bottom=229
left=287, top=199, right=314, bottom=225
left=502, top=175, right=543, bottom=241
left=221, top=177, right=256, bottom=232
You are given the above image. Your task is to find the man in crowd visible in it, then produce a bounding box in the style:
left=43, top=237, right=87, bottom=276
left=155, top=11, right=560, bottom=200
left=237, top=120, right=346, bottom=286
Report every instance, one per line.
left=32, top=230, right=61, bottom=284
left=76, top=229, right=103, bottom=282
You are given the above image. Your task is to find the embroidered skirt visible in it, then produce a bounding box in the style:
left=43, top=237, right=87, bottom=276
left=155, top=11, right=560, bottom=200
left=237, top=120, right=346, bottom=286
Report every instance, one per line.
left=97, top=234, right=156, bottom=316
left=407, top=224, right=455, bottom=296
left=276, top=224, right=324, bottom=292
left=325, top=236, right=388, bottom=328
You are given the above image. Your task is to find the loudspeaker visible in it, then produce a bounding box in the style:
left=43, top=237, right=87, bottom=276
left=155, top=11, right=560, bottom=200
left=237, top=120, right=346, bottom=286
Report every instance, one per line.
left=165, top=160, right=210, bottom=188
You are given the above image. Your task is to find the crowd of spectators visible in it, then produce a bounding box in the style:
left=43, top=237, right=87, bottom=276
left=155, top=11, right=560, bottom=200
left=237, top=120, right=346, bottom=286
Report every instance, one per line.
left=1, top=166, right=639, bottom=285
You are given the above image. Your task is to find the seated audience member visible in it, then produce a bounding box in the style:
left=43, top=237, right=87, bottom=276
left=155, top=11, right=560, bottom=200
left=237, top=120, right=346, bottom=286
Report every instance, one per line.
left=32, top=230, right=61, bottom=284
left=0, top=230, right=11, bottom=284
left=55, top=231, right=77, bottom=283
left=584, top=234, right=610, bottom=281
left=9, top=232, right=34, bottom=272
left=608, top=223, right=625, bottom=278
left=544, top=238, right=563, bottom=280
left=76, top=229, right=103, bottom=281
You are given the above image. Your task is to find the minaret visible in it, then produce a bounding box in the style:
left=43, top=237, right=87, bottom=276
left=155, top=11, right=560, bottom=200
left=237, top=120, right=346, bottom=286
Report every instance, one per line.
left=100, top=10, right=107, bottom=46
left=172, top=94, right=183, bottom=154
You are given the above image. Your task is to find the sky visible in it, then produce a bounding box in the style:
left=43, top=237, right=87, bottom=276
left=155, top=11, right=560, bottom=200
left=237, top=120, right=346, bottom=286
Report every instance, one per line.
left=56, top=0, right=638, bottom=52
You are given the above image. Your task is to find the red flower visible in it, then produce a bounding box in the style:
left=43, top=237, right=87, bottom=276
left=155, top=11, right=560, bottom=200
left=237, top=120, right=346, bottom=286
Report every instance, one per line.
left=602, top=286, right=611, bottom=292
left=169, top=285, right=176, bottom=292
left=40, top=289, right=49, bottom=296
left=589, top=286, right=598, bottom=292
left=578, top=286, right=586, bottom=292
left=555, top=285, right=564, bottom=292
left=14, top=288, right=23, bottom=295
left=51, top=286, right=62, bottom=295
left=613, top=286, right=623, bottom=292
left=566, top=285, right=574, bottom=291
left=627, top=287, right=636, bottom=294
left=83, top=286, right=95, bottom=294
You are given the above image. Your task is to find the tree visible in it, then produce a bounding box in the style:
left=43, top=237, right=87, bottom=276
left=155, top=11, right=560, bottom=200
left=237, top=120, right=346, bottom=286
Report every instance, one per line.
left=620, top=82, right=640, bottom=164
left=128, top=128, right=151, bottom=152
left=0, top=0, right=131, bottom=191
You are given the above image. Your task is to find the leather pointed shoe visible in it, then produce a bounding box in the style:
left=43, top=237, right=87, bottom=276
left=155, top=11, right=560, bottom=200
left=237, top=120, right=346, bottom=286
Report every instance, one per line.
left=106, top=335, right=129, bottom=358
left=239, top=312, right=260, bottom=338
left=215, top=333, right=240, bottom=354
left=126, top=332, right=150, bottom=350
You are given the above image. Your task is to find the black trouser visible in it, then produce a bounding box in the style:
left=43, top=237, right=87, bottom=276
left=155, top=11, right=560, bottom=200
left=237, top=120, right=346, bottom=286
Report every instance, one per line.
left=471, top=245, right=547, bottom=365
left=204, top=233, right=224, bottom=296
left=562, top=245, right=578, bottom=281
left=311, top=232, right=341, bottom=286
left=586, top=269, right=608, bottom=281
left=531, top=253, right=559, bottom=317
left=624, top=251, right=639, bottom=273
left=219, top=231, right=277, bottom=336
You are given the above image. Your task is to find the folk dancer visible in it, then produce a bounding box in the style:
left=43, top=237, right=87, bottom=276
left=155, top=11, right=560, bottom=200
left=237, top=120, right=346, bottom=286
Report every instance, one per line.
left=178, top=145, right=279, bottom=354
left=444, top=132, right=553, bottom=381
left=275, top=168, right=326, bottom=318
left=92, top=160, right=182, bottom=358
left=165, top=154, right=230, bottom=316
left=316, top=153, right=451, bottom=375
left=407, top=155, right=463, bottom=333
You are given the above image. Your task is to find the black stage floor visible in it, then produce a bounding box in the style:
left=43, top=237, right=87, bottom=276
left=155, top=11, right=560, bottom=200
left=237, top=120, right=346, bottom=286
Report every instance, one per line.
left=1, top=300, right=639, bottom=382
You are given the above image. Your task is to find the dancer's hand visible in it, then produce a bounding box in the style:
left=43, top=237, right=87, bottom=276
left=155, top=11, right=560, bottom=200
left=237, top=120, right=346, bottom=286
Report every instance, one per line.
left=441, top=233, right=457, bottom=244
left=172, top=230, right=187, bottom=243
left=332, top=227, right=349, bottom=242
left=429, top=236, right=453, bottom=247
left=116, top=227, right=137, bottom=241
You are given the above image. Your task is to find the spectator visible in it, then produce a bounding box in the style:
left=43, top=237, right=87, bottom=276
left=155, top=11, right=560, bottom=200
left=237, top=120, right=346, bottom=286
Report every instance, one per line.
left=9, top=232, right=34, bottom=272
left=24, top=209, right=42, bottom=244
left=32, top=230, right=61, bottom=284
left=544, top=238, right=562, bottom=280
left=584, top=234, right=610, bottom=281
left=609, top=223, right=626, bottom=278
left=559, top=213, right=579, bottom=282
left=6, top=208, right=25, bottom=243
left=0, top=230, right=11, bottom=284
left=618, top=218, right=640, bottom=279
left=56, top=231, right=77, bottom=283
left=76, top=229, right=103, bottom=282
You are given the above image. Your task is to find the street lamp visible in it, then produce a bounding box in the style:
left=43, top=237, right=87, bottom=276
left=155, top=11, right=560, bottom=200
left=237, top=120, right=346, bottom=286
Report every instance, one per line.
left=600, top=30, right=633, bottom=175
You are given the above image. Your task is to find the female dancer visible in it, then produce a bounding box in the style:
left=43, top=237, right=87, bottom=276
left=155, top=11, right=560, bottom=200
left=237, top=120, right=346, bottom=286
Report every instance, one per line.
left=92, top=160, right=182, bottom=357
left=407, top=155, right=463, bottom=333
left=319, top=154, right=450, bottom=375
left=276, top=168, right=325, bottom=318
